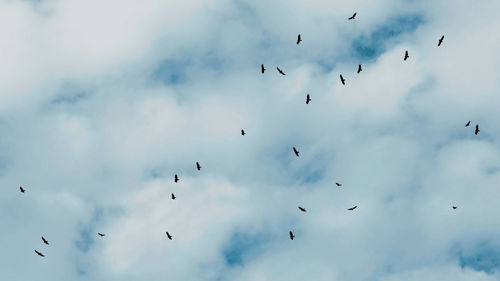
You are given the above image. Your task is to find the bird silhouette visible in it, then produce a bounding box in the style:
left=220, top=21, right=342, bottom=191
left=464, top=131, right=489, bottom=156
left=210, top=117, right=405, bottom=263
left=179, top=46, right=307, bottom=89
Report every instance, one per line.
left=34, top=250, right=45, bottom=257
left=289, top=231, right=295, bottom=240
left=336, top=182, right=342, bottom=187
left=19, top=186, right=25, bottom=193
left=298, top=206, right=306, bottom=212
left=98, top=233, right=105, bottom=237
left=174, top=174, right=179, bottom=183
left=340, top=74, right=345, bottom=85
left=465, top=121, right=471, bottom=127
left=404, top=50, right=409, bottom=61
left=41, top=236, right=49, bottom=245
left=452, top=206, right=458, bottom=209
left=348, top=12, right=357, bottom=20
left=306, top=94, right=311, bottom=104
left=293, top=147, right=299, bottom=157
left=277, top=67, right=286, bottom=76
left=357, top=64, right=362, bottom=73
left=171, top=193, right=176, bottom=200
left=241, top=129, right=246, bottom=136
left=438, top=35, right=444, bottom=46
left=261, top=64, right=266, bottom=74
left=166, top=232, right=172, bottom=240
left=348, top=205, right=357, bottom=211
left=196, top=162, right=201, bottom=171
left=475, top=125, right=480, bottom=135
left=296, top=34, right=302, bottom=45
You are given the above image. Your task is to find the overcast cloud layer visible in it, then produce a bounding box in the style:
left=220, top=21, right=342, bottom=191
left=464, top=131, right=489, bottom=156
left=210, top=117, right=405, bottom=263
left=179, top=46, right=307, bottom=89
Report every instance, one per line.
left=2, top=0, right=500, bottom=280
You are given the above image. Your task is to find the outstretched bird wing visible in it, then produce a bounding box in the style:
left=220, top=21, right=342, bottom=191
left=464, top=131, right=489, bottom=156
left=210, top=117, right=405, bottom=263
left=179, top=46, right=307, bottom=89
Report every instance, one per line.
left=41, top=237, right=49, bottom=245
left=349, top=12, right=356, bottom=19
left=438, top=35, right=444, bottom=46
left=35, top=250, right=44, bottom=257
left=297, top=34, right=301, bottom=44
left=261, top=64, right=265, bottom=73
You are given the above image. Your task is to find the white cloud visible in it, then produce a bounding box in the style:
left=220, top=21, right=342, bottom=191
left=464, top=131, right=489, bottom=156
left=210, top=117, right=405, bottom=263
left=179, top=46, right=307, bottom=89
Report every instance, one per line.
left=2, top=0, right=500, bottom=280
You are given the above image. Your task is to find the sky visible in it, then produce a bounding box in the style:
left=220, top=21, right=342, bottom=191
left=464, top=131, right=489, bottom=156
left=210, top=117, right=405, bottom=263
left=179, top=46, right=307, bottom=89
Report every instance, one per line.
left=1, top=0, right=500, bottom=280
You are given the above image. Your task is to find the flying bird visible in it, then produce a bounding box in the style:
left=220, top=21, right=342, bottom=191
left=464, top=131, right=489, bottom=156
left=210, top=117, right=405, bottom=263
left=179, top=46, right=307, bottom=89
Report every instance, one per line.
left=289, top=231, right=295, bottom=240
left=348, top=205, right=358, bottom=211
left=98, top=233, right=105, bottom=237
left=465, top=121, right=471, bottom=127
left=171, top=193, right=176, bottom=200
left=277, top=67, right=286, bottom=76
left=261, top=64, right=266, bottom=74
left=306, top=94, right=311, bottom=104
left=404, top=50, right=409, bottom=61
left=298, top=206, right=306, bottom=212
left=348, top=12, right=357, bottom=20
left=475, top=125, right=480, bottom=135
left=340, top=74, right=345, bottom=85
left=41, top=236, right=49, bottom=245
left=34, top=250, right=45, bottom=257
left=19, top=186, right=25, bottom=193
left=336, top=182, right=342, bottom=187
left=166, top=231, right=172, bottom=240
left=241, top=129, right=246, bottom=136
left=293, top=147, right=299, bottom=157
left=438, top=35, right=444, bottom=46
left=174, top=174, right=179, bottom=183
left=452, top=206, right=458, bottom=209
left=357, top=64, right=362, bottom=74
left=196, top=162, right=201, bottom=171
left=296, top=34, right=302, bottom=45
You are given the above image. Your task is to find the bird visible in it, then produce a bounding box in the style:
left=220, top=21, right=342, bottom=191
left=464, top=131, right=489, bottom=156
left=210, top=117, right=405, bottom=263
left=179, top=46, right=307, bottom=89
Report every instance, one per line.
left=196, top=162, right=201, bottom=171
left=452, top=206, right=458, bottom=209
left=296, top=34, right=302, bottom=45
left=261, top=64, right=266, bottom=74
left=174, top=174, right=179, bottom=183
left=34, top=250, right=45, bottom=257
left=306, top=94, right=311, bottom=104
left=348, top=12, right=357, bottom=20
left=293, top=147, right=299, bottom=157
left=465, top=121, right=471, bottom=127
left=19, top=186, right=25, bottom=193
left=166, top=231, right=172, bottom=240
left=357, top=64, right=362, bottom=74
left=171, top=193, right=176, bottom=200
left=348, top=205, right=358, bottom=211
left=98, top=233, right=105, bottom=237
left=241, top=129, right=246, bottom=136
left=340, top=74, right=345, bottom=85
left=41, top=236, right=49, bottom=245
left=298, top=206, right=306, bottom=212
left=277, top=67, right=286, bottom=76
left=438, top=35, right=444, bottom=46
left=336, top=182, right=342, bottom=187
left=404, top=50, right=409, bottom=61
left=289, top=231, right=295, bottom=240
left=475, top=125, right=480, bottom=135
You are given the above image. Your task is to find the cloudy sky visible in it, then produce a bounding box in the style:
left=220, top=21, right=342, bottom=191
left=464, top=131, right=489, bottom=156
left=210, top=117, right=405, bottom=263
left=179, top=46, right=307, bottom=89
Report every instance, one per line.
left=2, top=0, right=500, bottom=280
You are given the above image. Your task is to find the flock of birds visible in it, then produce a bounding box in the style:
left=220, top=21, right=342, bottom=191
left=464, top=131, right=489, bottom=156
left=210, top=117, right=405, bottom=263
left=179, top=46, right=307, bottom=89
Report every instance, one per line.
left=21, top=12, right=481, bottom=258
